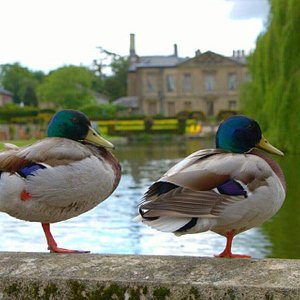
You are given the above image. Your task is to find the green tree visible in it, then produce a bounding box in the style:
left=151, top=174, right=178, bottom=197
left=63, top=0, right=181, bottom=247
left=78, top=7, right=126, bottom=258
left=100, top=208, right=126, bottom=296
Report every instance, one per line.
left=37, top=65, right=96, bottom=109
left=79, top=103, right=118, bottom=119
left=93, top=47, right=129, bottom=101
left=0, top=63, right=44, bottom=106
left=104, top=55, right=129, bottom=101
left=240, top=0, right=300, bottom=153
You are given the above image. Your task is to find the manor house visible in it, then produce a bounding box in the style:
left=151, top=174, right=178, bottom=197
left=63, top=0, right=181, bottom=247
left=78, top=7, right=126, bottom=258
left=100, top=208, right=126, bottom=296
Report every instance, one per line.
left=127, top=34, right=248, bottom=117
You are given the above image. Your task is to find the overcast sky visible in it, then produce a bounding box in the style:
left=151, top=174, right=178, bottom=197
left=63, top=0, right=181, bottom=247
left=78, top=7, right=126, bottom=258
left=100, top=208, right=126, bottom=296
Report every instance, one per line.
left=0, top=0, right=269, bottom=73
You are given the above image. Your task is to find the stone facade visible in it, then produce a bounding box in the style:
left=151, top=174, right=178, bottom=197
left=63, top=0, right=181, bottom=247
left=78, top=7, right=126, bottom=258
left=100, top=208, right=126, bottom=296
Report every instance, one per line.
left=128, top=34, right=248, bottom=117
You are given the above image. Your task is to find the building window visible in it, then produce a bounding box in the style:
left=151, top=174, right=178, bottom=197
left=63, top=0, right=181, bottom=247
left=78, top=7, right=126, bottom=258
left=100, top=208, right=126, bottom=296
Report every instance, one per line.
left=167, top=102, right=176, bottom=116
left=204, top=73, right=215, bottom=91
left=183, top=73, right=192, bottom=92
left=184, top=101, right=192, bottom=111
left=148, top=102, right=157, bottom=115
left=228, top=100, right=237, bottom=110
left=228, top=72, right=237, bottom=90
left=166, top=75, right=176, bottom=92
left=146, top=74, right=156, bottom=93
left=207, top=101, right=214, bottom=116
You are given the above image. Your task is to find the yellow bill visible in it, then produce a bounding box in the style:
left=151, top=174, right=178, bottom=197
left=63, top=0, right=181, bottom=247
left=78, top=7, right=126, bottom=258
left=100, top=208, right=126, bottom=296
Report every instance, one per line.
left=85, top=126, right=115, bottom=149
left=256, top=135, right=284, bottom=156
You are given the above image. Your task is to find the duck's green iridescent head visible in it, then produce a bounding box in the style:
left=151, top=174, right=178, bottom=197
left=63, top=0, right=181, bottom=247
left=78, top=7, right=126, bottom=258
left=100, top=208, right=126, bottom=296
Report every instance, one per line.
left=47, top=109, right=114, bottom=149
left=216, top=115, right=283, bottom=156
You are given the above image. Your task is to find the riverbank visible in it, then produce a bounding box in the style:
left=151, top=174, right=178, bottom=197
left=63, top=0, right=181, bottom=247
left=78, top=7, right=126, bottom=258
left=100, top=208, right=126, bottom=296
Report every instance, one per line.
left=0, top=252, right=299, bottom=299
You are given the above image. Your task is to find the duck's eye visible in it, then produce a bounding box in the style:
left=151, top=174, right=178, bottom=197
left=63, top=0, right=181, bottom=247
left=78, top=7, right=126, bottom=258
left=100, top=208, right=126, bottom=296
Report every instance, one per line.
left=72, top=117, right=79, bottom=123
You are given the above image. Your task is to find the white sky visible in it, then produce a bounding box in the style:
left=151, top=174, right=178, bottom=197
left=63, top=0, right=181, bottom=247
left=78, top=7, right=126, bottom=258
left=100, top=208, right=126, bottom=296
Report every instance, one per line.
left=0, top=0, right=269, bottom=73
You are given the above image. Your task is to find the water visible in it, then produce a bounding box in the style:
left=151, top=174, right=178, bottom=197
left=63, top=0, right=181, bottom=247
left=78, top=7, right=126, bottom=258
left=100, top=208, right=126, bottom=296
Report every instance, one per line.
left=0, top=139, right=299, bottom=258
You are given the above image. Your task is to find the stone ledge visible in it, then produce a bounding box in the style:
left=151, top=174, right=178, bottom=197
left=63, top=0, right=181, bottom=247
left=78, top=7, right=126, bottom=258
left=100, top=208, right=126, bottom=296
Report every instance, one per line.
left=0, top=252, right=299, bottom=299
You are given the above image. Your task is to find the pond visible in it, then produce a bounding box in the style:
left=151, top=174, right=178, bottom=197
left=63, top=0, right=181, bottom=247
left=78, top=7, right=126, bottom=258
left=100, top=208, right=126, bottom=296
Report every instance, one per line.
left=0, top=139, right=299, bottom=259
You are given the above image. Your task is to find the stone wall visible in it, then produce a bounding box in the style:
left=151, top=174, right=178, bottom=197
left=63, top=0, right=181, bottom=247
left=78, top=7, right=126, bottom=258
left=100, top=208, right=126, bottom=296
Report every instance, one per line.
left=0, top=253, right=299, bottom=299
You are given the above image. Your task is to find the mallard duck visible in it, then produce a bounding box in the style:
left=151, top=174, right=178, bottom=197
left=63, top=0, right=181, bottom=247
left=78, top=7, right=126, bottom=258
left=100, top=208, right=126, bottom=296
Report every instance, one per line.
left=137, top=115, right=286, bottom=258
left=0, top=109, right=121, bottom=253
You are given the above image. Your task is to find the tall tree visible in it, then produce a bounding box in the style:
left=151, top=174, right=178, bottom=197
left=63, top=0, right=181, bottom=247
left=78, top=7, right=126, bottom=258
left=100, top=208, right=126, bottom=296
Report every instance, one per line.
left=104, top=55, right=129, bottom=101
left=93, top=47, right=129, bottom=101
left=241, top=0, right=300, bottom=153
left=0, top=63, right=43, bottom=106
left=37, top=65, right=96, bottom=109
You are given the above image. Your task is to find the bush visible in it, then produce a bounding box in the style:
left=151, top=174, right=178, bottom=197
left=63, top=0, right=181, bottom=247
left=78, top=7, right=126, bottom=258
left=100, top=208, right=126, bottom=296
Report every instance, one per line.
left=79, top=103, right=117, bottom=120
left=189, top=110, right=206, bottom=121
left=216, top=110, right=238, bottom=121
left=0, top=104, right=38, bottom=122
left=176, top=110, right=190, bottom=119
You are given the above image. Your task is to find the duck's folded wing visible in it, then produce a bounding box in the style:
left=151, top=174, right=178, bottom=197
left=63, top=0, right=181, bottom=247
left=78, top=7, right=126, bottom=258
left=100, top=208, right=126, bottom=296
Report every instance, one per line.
left=140, top=185, right=242, bottom=218
left=140, top=150, right=273, bottom=218
left=0, top=138, right=92, bottom=172
left=159, top=149, right=272, bottom=191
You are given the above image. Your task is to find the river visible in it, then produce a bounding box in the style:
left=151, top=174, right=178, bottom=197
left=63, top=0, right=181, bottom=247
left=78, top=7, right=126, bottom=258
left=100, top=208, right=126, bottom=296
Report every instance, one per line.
left=0, top=139, right=299, bottom=258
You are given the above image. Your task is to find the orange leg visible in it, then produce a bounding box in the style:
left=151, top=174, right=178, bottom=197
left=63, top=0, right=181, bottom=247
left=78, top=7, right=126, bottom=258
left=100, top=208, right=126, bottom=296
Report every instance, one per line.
left=215, top=230, right=251, bottom=258
left=41, top=223, right=90, bottom=254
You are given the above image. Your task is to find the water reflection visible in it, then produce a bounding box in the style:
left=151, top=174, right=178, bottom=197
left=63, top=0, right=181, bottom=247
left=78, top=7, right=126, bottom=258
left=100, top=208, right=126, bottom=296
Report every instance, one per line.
left=261, top=154, right=300, bottom=258
left=0, top=139, right=297, bottom=258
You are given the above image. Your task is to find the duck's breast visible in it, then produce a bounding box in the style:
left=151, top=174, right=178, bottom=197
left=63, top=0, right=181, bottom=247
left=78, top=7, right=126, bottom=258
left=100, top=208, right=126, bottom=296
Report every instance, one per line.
left=2, top=155, right=116, bottom=223
left=213, top=153, right=286, bottom=234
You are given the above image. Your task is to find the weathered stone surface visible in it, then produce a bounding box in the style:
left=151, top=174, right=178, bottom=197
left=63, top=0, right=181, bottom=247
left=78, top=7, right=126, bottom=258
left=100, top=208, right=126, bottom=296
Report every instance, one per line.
left=0, top=252, right=299, bottom=299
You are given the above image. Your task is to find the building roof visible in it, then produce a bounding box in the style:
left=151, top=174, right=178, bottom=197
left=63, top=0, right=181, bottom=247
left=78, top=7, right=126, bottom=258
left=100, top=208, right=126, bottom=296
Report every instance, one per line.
left=230, top=55, right=247, bottom=64
left=129, top=50, right=247, bottom=72
left=179, top=51, right=247, bottom=67
left=0, top=87, right=13, bottom=96
left=114, top=96, right=139, bottom=108
left=129, top=55, right=188, bottom=71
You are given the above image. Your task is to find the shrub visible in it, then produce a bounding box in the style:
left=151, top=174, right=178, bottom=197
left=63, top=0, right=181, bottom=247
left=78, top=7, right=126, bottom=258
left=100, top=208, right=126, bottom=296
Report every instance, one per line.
left=79, top=103, right=117, bottom=120
left=0, top=104, right=38, bottom=122
left=216, top=110, right=238, bottom=121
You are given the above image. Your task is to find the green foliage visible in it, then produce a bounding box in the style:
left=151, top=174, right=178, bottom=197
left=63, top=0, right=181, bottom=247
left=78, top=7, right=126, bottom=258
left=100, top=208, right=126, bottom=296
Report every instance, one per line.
left=176, top=110, right=206, bottom=121
left=216, top=110, right=238, bottom=121
left=0, top=63, right=44, bottom=106
left=79, top=103, right=117, bottom=120
left=189, top=110, right=206, bottom=121
left=1, top=49, right=129, bottom=110
left=240, top=0, right=300, bottom=153
left=103, top=56, right=129, bottom=101
left=262, top=154, right=300, bottom=258
left=0, top=103, right=38, bottom=122
left=37, top=65, right=96, bottom=109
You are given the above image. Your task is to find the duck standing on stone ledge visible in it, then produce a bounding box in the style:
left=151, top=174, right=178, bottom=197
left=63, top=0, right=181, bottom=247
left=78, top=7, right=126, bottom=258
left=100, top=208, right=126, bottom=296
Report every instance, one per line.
left=0, top=110, right=121, bottom=253
left=137, top=115, right=286, bottom=258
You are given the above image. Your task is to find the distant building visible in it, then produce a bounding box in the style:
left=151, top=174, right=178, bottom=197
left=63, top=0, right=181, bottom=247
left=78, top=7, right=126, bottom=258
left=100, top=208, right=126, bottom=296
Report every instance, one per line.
left=114, top=96, right=139, bottom=115
left=95, top=92, right=109, bottom=105
left=127, top=34, right=248, bottom=117
left=0, top=87, right=13, bottom=107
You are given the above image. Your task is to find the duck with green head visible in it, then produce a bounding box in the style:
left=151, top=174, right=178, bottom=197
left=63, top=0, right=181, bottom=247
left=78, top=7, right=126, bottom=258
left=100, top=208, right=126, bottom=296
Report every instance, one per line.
left=0, top=109, right=121, bottom=253
left=137, top=115, right=286, bottom=258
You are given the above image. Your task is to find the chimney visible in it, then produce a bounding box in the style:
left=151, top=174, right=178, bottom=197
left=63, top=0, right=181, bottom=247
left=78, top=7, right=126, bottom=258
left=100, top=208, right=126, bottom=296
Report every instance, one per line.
left=232, top=50, right=236, bottom=57
left=241, top=50, right=245, bottom=57
left=195, top=49, right=201, bottom=56
left=174, top=44, right=178, bottom=57
left=130, top=33, right=136, bottom=56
